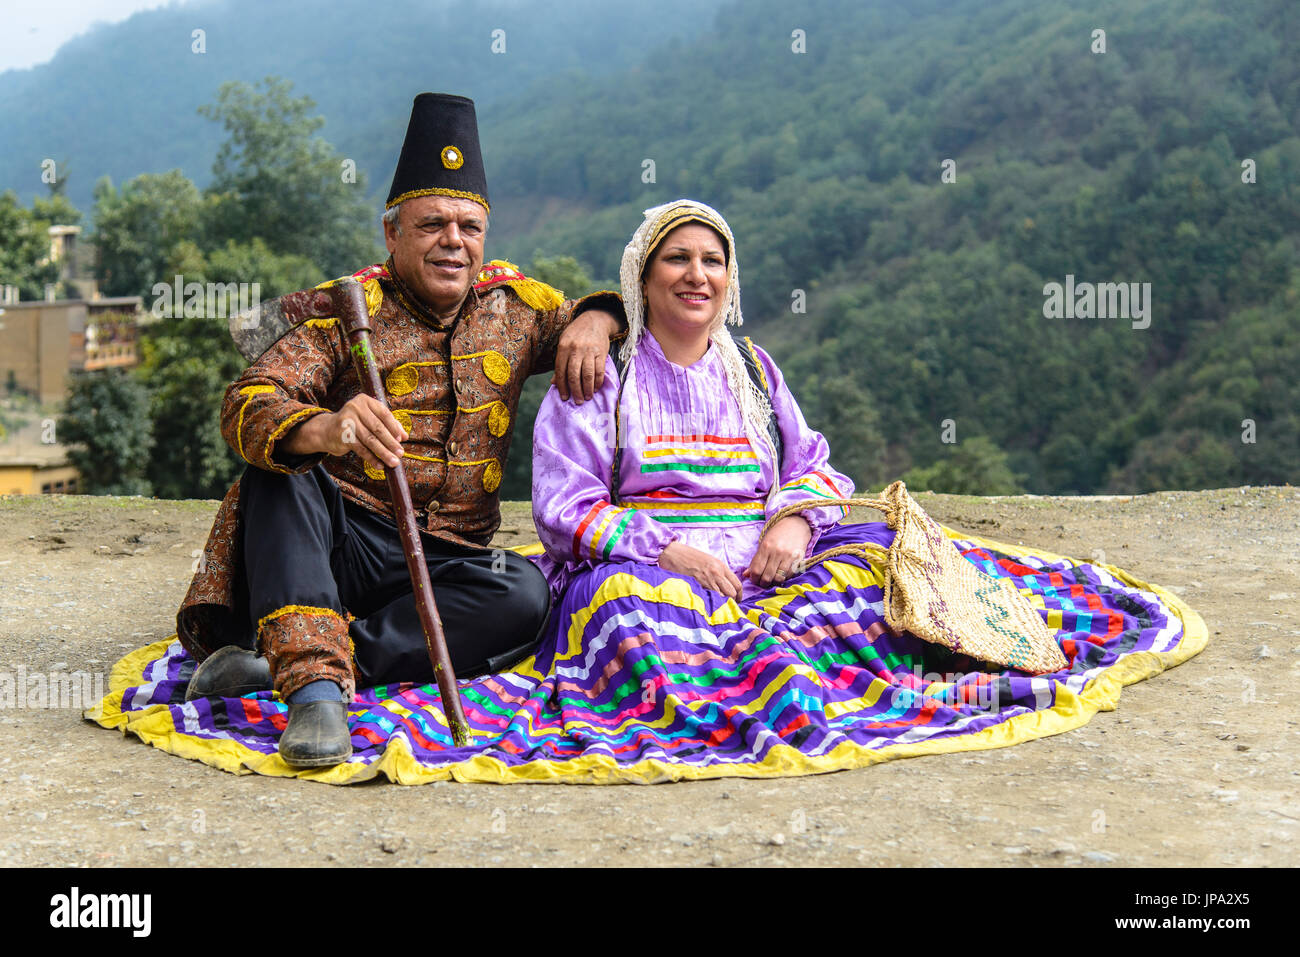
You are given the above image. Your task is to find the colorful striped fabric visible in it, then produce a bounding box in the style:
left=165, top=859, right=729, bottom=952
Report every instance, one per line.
left=777, top=470, right=851, bottom=518
left=572, top=500, right=637, bottom=559
left=623, top=492, right=766, bottom=526
left=87, top=522, right=1205, bottom=784
left=639, top=434, right=761, bottom=475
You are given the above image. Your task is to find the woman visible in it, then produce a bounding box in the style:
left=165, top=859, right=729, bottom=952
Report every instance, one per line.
left=522, top=199, right=1201, bottom=777
left=531, top=199, right=865, bottom=607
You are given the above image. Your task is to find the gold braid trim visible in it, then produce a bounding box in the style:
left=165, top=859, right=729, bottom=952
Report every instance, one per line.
left=257, top=604, right=347, bottom=632
left=448, top=456, right=502, bottom=492
left=458, top=400, right=510, bottom=436
left=391, top=408, right=449, bottom=434
left=386, top=361, right=447, bottom=396
left=365, top=454, right=500, bottom=490
left=363, top=451, right=449, bottom=481
left=451, top=350, right=511, bottom=385
left=645, top=206, right=732, bottom=261
left=235, top=385, right=276, bottom=463
left=263, top=407, right=329, bottom=474
left=386, top=187, right=490, bottom=213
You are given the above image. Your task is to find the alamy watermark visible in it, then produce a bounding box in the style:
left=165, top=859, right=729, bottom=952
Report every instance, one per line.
left=151, top=275, right=261, bottom=320
left=1, top=666, right=105, bottom=709
left=1042, top=274, right=1151, bottom=330
left=888, top=666, right=1000, bottom=713
left=50, top=887, right=151, bottom=937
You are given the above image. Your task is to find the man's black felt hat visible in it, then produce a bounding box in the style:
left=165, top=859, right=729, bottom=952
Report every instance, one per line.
left=386, top=93, right=489, bottom=213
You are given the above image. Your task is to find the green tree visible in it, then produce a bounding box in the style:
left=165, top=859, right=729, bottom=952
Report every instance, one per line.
left=525, top=254, right=601, bottom=299
left=31, top=192, right=82, bottom=229
left=137, top=313, right=246, bottom=499
left=202, top=238, right=323, bottom=299
left=199, top=77, right=380, bottom=276
left=60, top=370, right=153, bottom=495
left=135, top=237, right=320, bottom=499
left=901, top=436, right=1024, bottom=496
left=0, top=191, right=58, bottom=299
left=812, top=378, right=889, bottom=492
left=92, top=171, right=203, bottom=298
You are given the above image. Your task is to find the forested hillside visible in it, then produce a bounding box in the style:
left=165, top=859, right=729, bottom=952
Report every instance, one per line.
left=0, top=0, right=723, bottom=212
left=489, top=0, right=1299, bottom=495
left=2, top=0, right=1295, bottom=499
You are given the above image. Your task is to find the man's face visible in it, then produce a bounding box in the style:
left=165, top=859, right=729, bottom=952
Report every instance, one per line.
left=384, top=194, right=487, bottom=318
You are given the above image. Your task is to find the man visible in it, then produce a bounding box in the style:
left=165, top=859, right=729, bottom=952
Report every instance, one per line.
left=176, top=93, right=623, bottom=767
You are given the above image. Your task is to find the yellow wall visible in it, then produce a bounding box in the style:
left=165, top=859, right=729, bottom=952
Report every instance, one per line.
left=0, top=464, right=81, bottom=495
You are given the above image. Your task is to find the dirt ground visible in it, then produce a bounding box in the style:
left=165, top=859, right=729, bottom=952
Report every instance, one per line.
left=0, top=487, right=1296, bottom=868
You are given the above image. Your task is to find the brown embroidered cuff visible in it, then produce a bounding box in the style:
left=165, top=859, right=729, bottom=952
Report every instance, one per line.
left=257, top=605, right=357, bottom=701
left=261, top=405, right=331, bottom=474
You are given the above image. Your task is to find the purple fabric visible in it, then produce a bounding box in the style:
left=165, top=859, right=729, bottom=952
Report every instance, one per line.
left=531, top=333, right=854, bottom=601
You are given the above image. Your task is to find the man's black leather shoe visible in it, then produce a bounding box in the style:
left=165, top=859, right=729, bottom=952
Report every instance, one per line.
left=279, top=700, right=353, bottom=768
left=184, top=646, right=272, bottom=701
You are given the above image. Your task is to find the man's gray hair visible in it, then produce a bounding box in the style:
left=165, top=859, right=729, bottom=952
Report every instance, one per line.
left=382, top=203, right=403, bottom=234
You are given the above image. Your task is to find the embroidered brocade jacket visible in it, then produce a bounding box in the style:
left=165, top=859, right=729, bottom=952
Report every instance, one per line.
left=176, top=261, right=621, bottom=657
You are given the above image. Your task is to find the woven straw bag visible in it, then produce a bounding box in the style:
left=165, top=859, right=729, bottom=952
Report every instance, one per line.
left=765, top=481, right=1068, bottom=675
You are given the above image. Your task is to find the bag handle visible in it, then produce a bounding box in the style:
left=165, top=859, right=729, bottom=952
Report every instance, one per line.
left=758, top=482, right=920, bottom=633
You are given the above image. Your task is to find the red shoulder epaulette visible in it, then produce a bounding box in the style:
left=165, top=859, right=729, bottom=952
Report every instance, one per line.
left=473, top=259, right=566, bottom=310
left=474, top=259, right=528, bottom=292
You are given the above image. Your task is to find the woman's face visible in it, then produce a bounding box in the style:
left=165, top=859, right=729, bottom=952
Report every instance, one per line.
left=642, top=223, right=728, bottom=336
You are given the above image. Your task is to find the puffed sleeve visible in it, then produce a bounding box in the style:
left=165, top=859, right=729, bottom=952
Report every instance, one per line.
left=753, top=343, right=854, bottom=538
left=532, top=356, right=679, bottom=567
left=220, top=320, right=343, bottom=474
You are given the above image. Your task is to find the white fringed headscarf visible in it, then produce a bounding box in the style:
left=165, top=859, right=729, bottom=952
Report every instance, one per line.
left=618, top=200, right=776, bottom=478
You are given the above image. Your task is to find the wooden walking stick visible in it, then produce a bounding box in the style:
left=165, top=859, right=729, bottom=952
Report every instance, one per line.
left=330, top=277, right=471, bottom=746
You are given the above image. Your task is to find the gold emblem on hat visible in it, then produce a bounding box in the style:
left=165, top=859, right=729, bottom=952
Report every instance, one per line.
left=441, top=146, right=464, bottom=170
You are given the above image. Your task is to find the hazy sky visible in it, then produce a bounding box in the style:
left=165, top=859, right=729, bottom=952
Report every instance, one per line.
left=0, top=0, right=183, bottom=72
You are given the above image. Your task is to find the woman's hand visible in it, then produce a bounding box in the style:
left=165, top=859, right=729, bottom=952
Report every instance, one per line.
left=744, top=515, right=813, bottom=588
left=658, top=541, right=744, bottom=602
